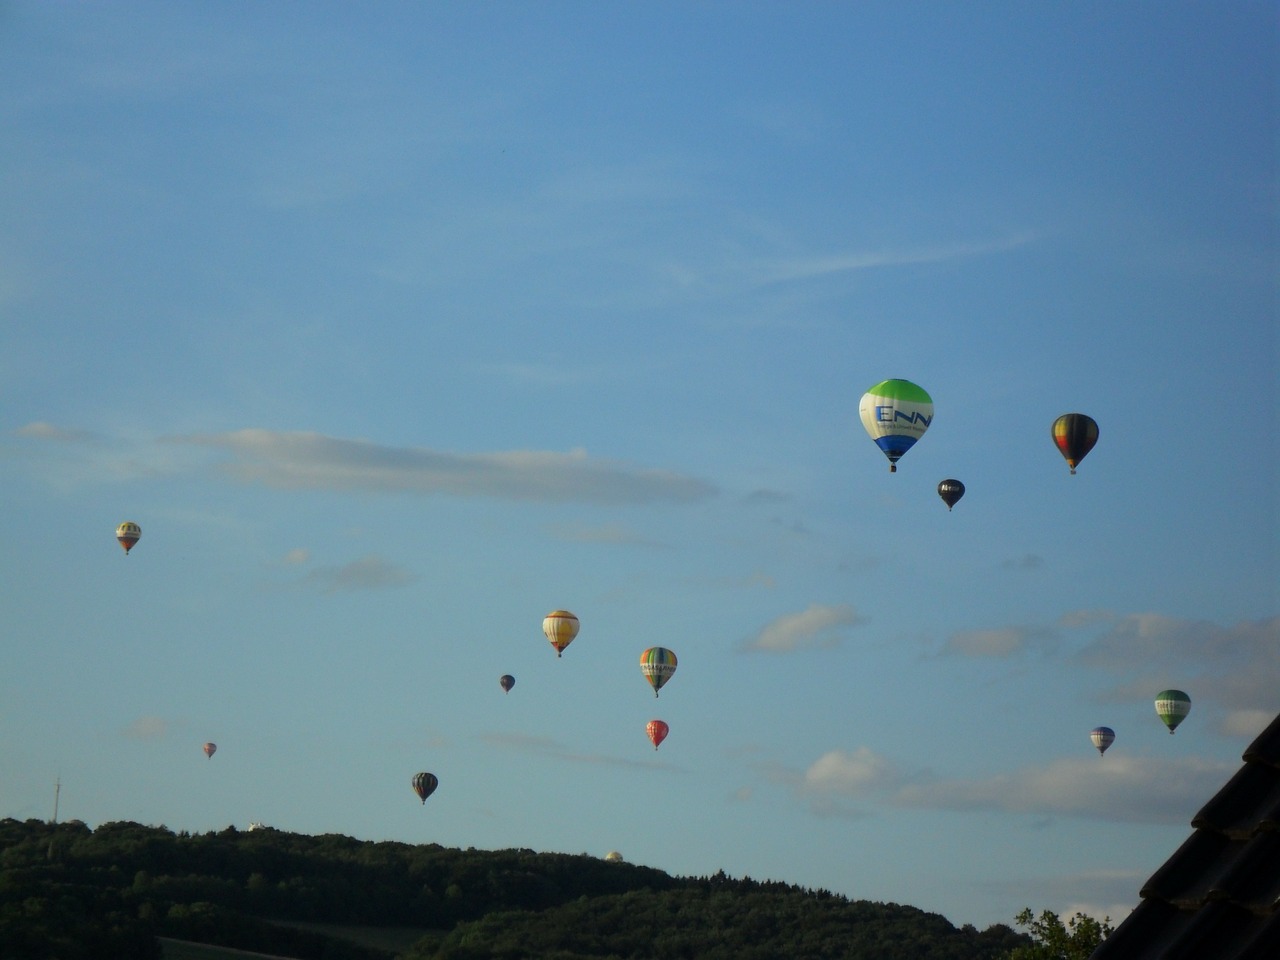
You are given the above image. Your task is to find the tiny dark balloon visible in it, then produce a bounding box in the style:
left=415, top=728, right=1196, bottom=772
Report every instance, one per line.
left=937, top=479, right=965, bottom=510
left=411, top=772, right=438, bottom=804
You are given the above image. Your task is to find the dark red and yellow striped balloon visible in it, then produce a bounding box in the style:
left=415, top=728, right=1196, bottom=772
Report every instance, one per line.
left=1051, top=414, right=1098, bottom=475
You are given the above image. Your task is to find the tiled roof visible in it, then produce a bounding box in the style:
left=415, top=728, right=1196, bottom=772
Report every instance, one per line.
left=1090, top=712, right=1280, bottom=960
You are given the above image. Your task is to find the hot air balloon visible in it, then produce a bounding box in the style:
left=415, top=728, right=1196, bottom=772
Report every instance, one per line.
left=640, top=647, right=677, bottom=697
left=499, top=674, right=515, bottom=694
left=1155, top=690, right=1191, bottom=734
left=859, top=379, right=933, bottom=472
left=646, top=719, right=669, bottom=751
left=116, top=521, right=141, bottom=554
left=203, top=742, right=217, bottom=759
left=1051, top=413, right=1099, bottom=475
left=411, top=771, right=439, bottom=804
left=937, top=479, right=965, bottom=511
left=1089, top=727, right=1115, bottom=756
left=543, top=610, right=579, bottom=657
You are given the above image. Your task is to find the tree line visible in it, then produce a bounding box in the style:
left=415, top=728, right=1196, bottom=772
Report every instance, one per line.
left=1, top=817, right=1032, bottom=959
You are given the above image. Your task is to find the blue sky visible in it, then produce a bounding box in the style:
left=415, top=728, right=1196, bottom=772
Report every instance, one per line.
left=2, top=1, right=1276, bottom=931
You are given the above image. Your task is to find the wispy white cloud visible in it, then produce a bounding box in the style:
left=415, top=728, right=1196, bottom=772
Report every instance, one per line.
left=893, top=755, right=1229, bottom=824
left=1076, top=613, right=1278, bottom=669
left=478, top=731, right=562, bottom=752
left=805, top=747, right=902, bottom=793
left=797, top=747, right=1232, bottom=825
left=744, top=488, right=790, bottom=505
left=14, top=421, right=94, bottom=442
left=535, top=159, right=699, bottom=207
left=654, top=232, right=1039, bottom=309
left=742, top=603, right=865, bottom=653
left=795, top=747, right=914, bottom=819
left=12, top=422, right=204, bottom=487
left=982, top=871, right=1141, bottom=927
left=1219, top=709, right=1275, bottom=739
left=1059, top=609, right=1117, bottom=629
left=940, top=625, right=1056, bottom=659
left=754, top=233, right=1038, bottom=286
left=1073, top=614, right=1280, bottom=714
left=549, top=522, right=669, bottom=547
left=934, top=612, right=1279, bottom=721
left=123, top=715, right=169, bottom=741
left=296, top=555, right=416, bottom=594
left=171, top=429, right=716, bottom=505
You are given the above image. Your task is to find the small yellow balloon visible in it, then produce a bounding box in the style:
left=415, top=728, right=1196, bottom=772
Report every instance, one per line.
left=116, top=521, right=141, bottom=554
left=542, top=610, right=579, bottom=657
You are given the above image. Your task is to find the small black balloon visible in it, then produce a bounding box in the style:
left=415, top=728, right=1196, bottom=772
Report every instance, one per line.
left=412, top=772, right=438, bottom=804
left=937, top=479, right=965, bottom=511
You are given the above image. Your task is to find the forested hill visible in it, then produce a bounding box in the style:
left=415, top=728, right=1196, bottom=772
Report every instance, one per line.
left=0, top=818, right=1027, bottom=959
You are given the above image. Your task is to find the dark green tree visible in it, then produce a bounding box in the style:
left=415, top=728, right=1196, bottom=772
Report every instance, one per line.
left=1003, top=908, right=1112, bottom=960
left=0, top=818, right=1032, bottom=960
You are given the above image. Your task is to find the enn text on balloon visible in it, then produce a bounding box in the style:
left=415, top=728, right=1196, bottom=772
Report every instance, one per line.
left=870, top=407, right=933, bottom=427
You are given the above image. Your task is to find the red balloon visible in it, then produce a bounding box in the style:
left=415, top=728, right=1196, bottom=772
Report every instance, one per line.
left=646, top=720, right=669, bottom=751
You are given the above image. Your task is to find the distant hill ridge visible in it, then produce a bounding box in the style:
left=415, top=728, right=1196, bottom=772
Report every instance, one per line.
left=0, top=818, right=1027, bottom=959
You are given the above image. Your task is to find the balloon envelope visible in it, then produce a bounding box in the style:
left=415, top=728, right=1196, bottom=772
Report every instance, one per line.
left=412, top=771, right=439, bottom=803
left=202, top=742, right=216, bottom=759
left=646, top=719, right=669, bottom=751
left=499, top=674, right=515, bottom=694
left=859, top=379, right=933, bottom=472
left=1155, top=690, right=1191, bottom=734
left=937, top=479, right=965, bottom=510
left=116, top=521, right=141, bottom=554
left=640, top=647, right=677, bottom=697
left=1051, top=413, right=1099, bottom=474
left=542, top=610, right=579, bottom=657
left=1089, top=727, right=1114, bottom=756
